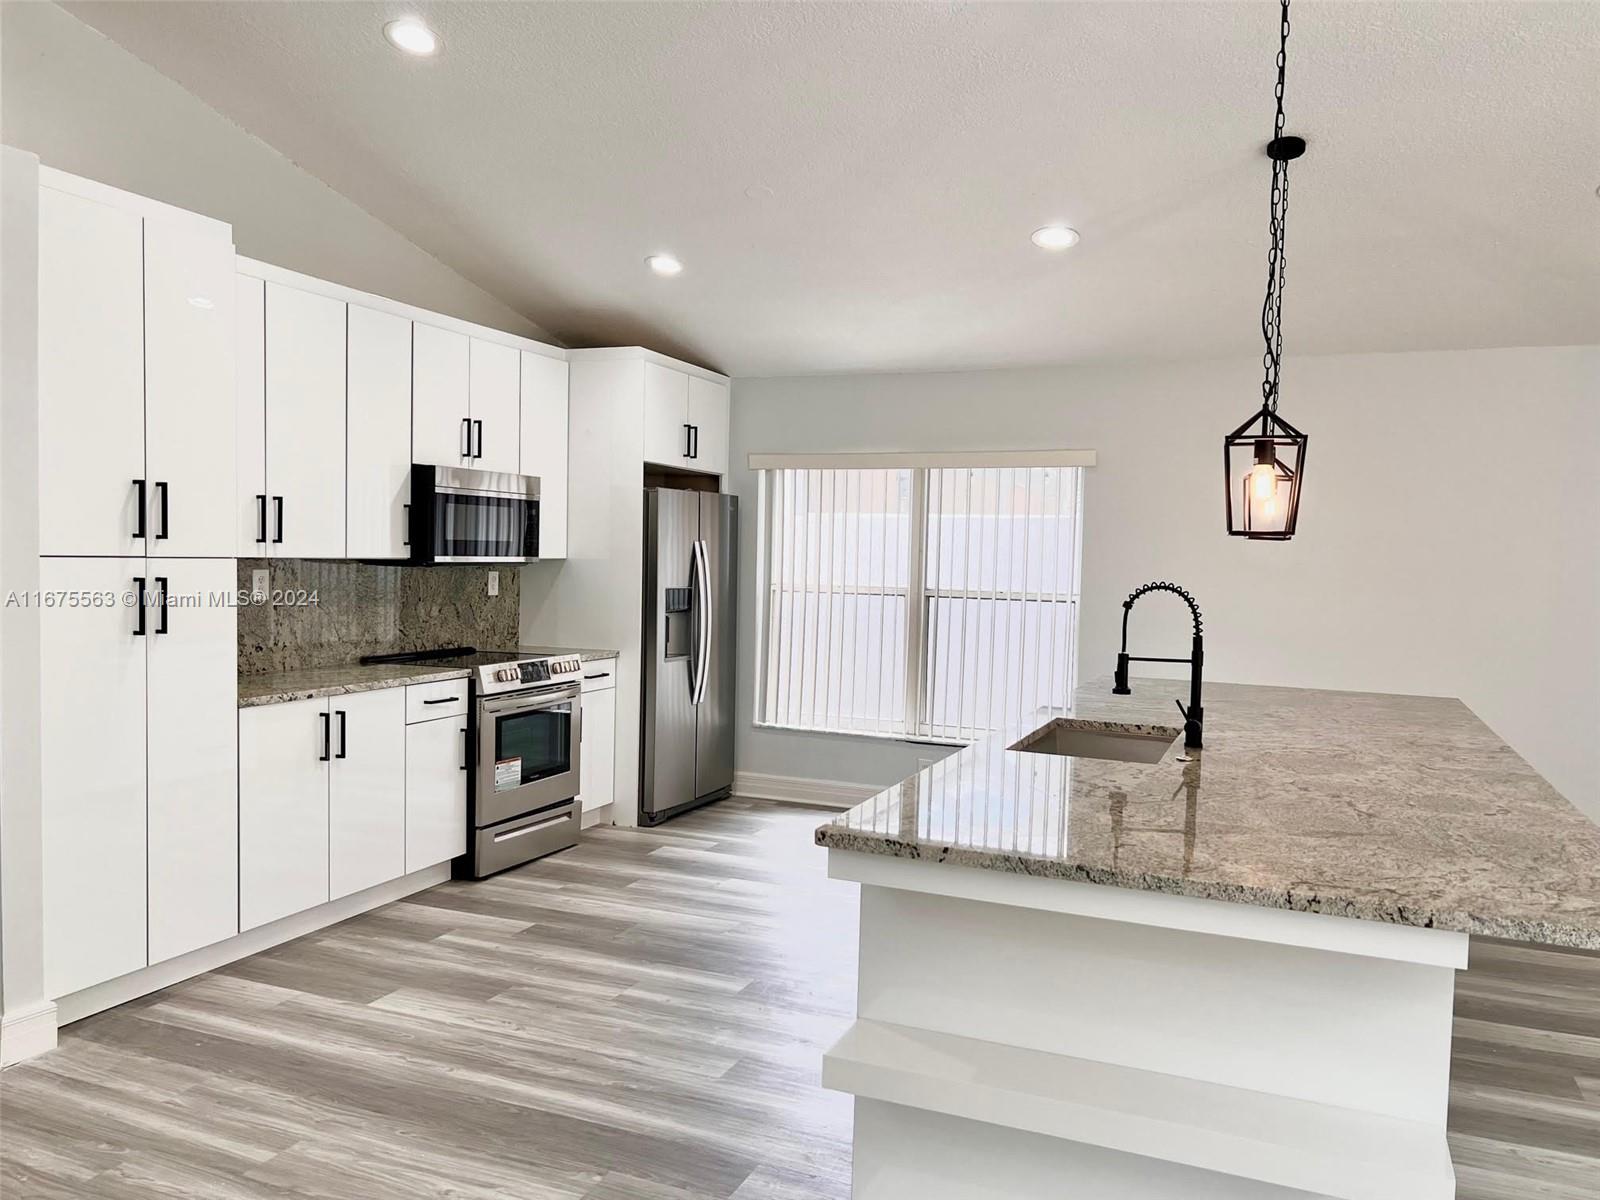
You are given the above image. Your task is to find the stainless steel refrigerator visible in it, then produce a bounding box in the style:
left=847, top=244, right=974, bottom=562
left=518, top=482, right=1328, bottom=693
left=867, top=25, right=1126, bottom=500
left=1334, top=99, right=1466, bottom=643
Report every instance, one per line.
left=641, top=488, right=737, bottom=825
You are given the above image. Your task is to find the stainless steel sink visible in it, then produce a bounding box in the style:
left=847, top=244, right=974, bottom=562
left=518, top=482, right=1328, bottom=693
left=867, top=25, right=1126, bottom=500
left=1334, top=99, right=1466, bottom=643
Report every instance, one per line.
left=1010, top=719, right=1178, bottom=764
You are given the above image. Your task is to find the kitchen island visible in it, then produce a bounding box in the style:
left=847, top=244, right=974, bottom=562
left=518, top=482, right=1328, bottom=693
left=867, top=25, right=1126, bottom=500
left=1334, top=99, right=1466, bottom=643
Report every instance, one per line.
left=816, top=681, right=1600, bottom=1200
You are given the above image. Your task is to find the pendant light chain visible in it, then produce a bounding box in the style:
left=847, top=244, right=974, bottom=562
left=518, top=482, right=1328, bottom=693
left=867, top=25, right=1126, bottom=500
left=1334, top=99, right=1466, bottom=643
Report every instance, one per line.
left=1260, top=0, right=1292, bottom=414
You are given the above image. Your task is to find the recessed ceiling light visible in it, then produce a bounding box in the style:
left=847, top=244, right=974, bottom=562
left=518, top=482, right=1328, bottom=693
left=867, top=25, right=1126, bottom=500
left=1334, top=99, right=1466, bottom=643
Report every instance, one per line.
left=1031, top=225, right=1080, bottom=251
left=384, top=18, right=438, bottom=56
left=646, top=254, right=683, bottom=277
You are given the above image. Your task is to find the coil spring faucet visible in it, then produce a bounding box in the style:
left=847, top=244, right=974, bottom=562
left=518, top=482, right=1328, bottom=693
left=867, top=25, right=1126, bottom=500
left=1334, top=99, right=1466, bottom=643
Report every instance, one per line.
left=1113, top=582, right=1204, bottom=750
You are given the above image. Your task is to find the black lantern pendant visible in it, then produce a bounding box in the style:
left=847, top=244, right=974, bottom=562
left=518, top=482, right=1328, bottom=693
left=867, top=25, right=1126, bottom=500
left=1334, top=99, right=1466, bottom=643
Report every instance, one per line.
left=1225, top=0, right=1308, bottom=540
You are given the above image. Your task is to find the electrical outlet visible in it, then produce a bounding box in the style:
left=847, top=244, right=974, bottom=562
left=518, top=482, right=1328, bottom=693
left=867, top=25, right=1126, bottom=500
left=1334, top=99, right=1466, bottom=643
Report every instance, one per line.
left=251, top=568, right=269, bottom=602
left=487, top=571, right=500, bottom=597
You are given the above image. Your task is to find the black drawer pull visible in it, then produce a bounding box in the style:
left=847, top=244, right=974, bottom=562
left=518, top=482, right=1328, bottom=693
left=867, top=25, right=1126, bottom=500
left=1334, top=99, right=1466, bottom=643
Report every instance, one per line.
left=583, top=672, right=611, bottom=681
left=423, top=696, right=457, bottom=705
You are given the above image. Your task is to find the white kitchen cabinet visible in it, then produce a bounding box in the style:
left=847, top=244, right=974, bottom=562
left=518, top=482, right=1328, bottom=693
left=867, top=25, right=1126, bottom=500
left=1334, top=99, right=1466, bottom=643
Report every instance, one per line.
left=643, top=360, right=692, bottom=468
left=470, top=338, right=521, bottom=473
left=235, top=275, right=269, bottom=554
left=240, top=698, right=331, bottom=931
left=346, top=305, right=412, bottom=559
left=37, top=187, right=146, bottom=557
left=688, top=375, right=730, bottom=477
left=578, top=667, right=616, bottom=815
left=519, top=351, right=569, bottom=559
left=144, top=217, right=236, bottom=559
left=264, top=282, right=346, bottom=558
left=330, top=688, right=407, bottom=900
left=147, top=557, right=238, bottom=965
left=40, top=557, right=149, bottom=999
left=405, top=715, right=469, bottom=873
left=413, top=322, right=470, bottom=468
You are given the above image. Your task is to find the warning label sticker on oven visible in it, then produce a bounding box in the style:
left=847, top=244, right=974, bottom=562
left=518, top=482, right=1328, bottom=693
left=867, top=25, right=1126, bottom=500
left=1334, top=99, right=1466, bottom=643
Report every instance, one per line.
left=494, top=758, right=522, bottom=791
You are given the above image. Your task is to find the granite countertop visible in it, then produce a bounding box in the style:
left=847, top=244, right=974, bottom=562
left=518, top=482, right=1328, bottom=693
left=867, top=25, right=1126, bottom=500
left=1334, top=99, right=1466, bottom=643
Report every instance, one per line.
left=517, top=646, right=618, bottom=663
left=817, top=679, right=1600, bottom=950
left=238, top=663, right=471, bottom=707
left=238, top=645, right=621, bottom=707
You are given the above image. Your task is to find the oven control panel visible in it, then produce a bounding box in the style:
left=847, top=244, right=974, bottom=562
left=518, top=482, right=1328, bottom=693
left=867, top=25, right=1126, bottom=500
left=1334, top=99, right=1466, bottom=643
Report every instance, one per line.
left=482, top=655, right=584, bottom=692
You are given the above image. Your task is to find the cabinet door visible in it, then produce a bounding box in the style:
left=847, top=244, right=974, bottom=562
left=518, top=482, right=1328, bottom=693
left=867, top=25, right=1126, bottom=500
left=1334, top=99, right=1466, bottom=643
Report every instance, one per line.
left=235, top=275, right=269, bottom=555
left=688, top=376, right=730, bottom=477
left=413, top=323, right=469, bottom=467
left=578, top=685, right=616, bottom=814
left=144, top=218, right=236, bottom=558
left=519, top=352, right=569, bottom=559
left=265, top=283, right=346, bottom=558
left=330, top=687, right=407, bottom=900
left=347, top=306, right=412, bottom=559
left=643, top=361, right=690, bottom=468
left=240, top=698, right=330, bottom=930
left=405, top=716, right=468, bottom=873
left=147, top=558, right=238, bottom=964
left=469, top=338, right=520, bottom=473
left=40, top=557, right=148, bottom=997
left=38, top=187, right=146, bottom=556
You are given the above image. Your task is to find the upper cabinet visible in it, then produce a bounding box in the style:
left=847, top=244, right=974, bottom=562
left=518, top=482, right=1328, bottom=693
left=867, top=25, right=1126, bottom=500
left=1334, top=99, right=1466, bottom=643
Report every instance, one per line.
left=469, top=338, right=520, bottom=474
left=413, top=323, right=469, bottom=468
left=520, top=352, right=569, bottom=560
left=38, top=176, right=235, bottom=557
left=257, top=281, right=347, bottom=559
left=347, top=305, right=412, bottom=559
left=640, top=358, right=730, bottom=477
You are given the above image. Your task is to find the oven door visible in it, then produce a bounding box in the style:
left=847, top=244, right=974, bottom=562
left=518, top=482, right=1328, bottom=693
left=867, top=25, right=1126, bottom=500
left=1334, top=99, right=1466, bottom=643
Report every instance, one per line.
left=476, top=684, right=581, bottom=828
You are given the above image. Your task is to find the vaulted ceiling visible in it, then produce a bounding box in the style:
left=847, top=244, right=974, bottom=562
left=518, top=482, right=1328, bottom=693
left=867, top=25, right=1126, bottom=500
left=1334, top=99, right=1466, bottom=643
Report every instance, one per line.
left=62, top=1, right=1600, bottom=375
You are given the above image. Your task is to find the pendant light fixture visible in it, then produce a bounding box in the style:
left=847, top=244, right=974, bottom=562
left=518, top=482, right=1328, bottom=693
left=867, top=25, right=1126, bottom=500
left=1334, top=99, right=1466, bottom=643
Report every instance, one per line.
left=1225, top=0, right=1308, bottom=540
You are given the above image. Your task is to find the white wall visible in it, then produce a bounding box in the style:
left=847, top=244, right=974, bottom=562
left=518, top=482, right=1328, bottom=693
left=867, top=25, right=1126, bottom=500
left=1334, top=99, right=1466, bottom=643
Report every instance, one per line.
left=729, top=346, right=1600, bottom=822
left=0, top=2, right=548, bottom=342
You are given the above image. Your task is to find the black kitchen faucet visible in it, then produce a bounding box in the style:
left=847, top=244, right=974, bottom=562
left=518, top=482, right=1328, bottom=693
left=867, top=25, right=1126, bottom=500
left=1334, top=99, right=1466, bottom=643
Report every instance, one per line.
left=1113, top=582, right=1204, bottom=750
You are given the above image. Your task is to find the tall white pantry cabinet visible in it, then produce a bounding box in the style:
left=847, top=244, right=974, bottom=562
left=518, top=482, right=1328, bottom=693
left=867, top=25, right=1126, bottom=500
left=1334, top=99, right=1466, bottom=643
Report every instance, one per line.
left=36, top=171, right=240, bottom=999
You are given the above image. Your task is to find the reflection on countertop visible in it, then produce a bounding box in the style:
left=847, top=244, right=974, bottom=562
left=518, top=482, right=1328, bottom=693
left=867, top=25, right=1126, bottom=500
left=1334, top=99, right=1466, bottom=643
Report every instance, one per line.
left=818, top=679, right=1600, bottom=950
left=238, top=662, right=470, bottom=707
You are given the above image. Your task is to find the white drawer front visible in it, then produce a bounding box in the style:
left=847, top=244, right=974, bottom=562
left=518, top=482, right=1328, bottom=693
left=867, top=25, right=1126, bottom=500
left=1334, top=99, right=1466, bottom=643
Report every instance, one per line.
left=406, top=678, right=469, bottom=723
left=580, top=659, right=617, bottom=693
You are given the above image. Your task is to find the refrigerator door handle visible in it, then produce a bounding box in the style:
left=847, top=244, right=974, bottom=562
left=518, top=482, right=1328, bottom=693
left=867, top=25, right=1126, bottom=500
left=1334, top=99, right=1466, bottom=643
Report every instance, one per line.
left=691, top=538, right=712, bottom=705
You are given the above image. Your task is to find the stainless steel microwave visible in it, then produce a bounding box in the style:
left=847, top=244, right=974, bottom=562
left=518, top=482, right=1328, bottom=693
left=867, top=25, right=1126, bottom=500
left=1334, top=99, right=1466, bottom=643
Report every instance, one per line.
left=409, top=465, right=540, bottom=564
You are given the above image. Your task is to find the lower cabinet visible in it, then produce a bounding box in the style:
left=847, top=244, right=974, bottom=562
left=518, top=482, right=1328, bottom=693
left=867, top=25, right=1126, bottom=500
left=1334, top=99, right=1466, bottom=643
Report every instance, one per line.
left=239, top=697, right=331, bottom=931
left=405, top=716, right=468, bottom=873
left=330, top=688, right=407, bottom=900
left=578, top=664, right=617, bottom=816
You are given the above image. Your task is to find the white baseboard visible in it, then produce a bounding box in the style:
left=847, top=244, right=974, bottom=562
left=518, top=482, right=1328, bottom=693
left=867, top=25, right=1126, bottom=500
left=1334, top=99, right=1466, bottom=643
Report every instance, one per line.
left=733, top=771, right=879, bottom=810
left=0, top=1000, right=59, bottom=1067
left=54, top=863, right=451, bottom=1027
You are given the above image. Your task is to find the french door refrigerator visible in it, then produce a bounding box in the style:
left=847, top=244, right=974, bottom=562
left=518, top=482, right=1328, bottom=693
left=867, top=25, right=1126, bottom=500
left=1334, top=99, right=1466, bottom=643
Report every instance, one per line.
left=641, top=488, right=737, bottom=825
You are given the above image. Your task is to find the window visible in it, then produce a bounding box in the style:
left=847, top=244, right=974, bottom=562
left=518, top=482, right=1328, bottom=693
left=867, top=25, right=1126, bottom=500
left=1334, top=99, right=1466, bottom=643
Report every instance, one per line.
left=754, top=458, right=1084, bottom=743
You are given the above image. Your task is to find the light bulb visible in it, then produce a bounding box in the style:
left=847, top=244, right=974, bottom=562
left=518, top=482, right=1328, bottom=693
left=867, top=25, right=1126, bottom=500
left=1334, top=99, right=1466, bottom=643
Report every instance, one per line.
left=1249, top=462, right=1277, bottom=503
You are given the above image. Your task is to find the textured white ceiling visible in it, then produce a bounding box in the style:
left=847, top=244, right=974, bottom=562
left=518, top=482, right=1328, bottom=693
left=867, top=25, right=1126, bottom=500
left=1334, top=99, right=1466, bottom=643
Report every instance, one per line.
left=63, top=1, right=1600, bottom=376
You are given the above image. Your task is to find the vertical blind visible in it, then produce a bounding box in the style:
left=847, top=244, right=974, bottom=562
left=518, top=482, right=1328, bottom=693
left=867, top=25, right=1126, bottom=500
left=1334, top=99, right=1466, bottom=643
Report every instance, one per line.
left=755, top=464, right=1083, bottom=742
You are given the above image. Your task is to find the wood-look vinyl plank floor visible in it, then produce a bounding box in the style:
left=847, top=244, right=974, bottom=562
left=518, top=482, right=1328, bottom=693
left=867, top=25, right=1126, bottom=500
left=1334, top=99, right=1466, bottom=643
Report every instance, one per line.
left=2, top=800, right=1595, bottom=1198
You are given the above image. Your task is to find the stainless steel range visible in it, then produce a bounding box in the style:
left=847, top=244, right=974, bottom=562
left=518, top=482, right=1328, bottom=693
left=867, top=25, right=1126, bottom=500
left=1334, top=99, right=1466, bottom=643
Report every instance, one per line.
left=362, top=647, right=583, bottom=877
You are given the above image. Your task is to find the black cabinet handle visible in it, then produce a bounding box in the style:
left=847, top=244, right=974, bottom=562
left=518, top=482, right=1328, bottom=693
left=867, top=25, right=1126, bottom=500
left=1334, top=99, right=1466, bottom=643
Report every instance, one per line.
left=336, top=710, right=347, bottom=759
left=583, top=672, right=611, bottom=681
left=272, top=496, right=284, bottom=544
left=155, top=481, right=169, bottom=540
left=319, top=711, right=331, bottom=762
left=461, top=418, right=472, bottom=457
left=423, top=696, right=456, bottom=705
left=154, top=576, right=169, bottom=634
left=132, top=576, right=146, bottom=636
left=255, top=494, right=268, bottom=544
left=473, top=419, right=484, bottom=460
left=683, top=424, right=693, bottom=459
left=402, top=502, right=410, bottom=547
left=133, top=479, right=146, bottom=539
left=691, top=425, right=699, bottom=459
left=460, top=727, right=469, bottom=771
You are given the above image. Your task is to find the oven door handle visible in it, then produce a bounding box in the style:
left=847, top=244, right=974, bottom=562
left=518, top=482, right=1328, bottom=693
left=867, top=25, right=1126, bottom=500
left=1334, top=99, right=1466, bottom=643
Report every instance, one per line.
left=479, top=686, right=580, bottom=718
left=691, top=538, right=711, bottom=705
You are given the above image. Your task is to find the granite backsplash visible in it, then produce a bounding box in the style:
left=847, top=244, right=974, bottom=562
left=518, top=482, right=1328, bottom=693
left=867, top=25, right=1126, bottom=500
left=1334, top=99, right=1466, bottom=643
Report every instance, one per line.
left=238, top=559, right=520, bottom=675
